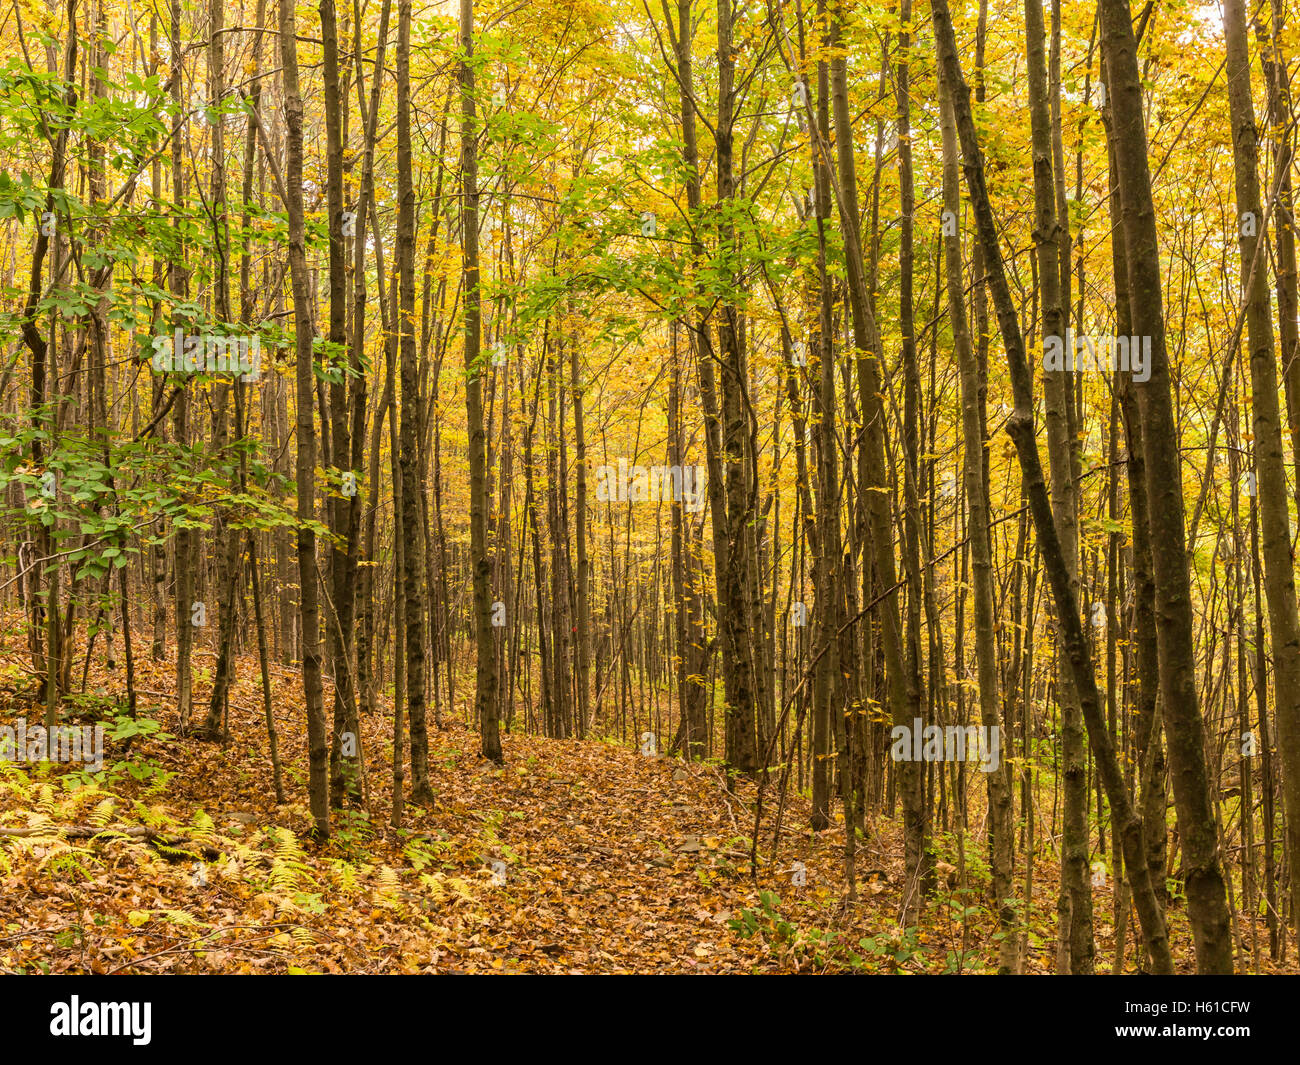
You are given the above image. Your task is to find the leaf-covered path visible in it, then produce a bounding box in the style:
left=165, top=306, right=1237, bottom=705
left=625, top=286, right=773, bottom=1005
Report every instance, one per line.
left=3, top=646, right=1288, bottom=974
left=0, top=645, right=928, bottom=973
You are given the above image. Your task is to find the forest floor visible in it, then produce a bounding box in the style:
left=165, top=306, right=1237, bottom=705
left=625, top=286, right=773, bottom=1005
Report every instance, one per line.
left=0, top=634, right=1290, bottom=974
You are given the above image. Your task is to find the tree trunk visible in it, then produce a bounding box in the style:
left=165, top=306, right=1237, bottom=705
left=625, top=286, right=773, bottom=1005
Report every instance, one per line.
left=279, top=0, right=329, bottom=841
left=1023, top=0, right=1092, bottom=974
left=461, top=0, right=503, bottom=763
left=931, top=0, right=1174, bottom=973
left=1224, top=0, right=1300, bottom=956
left=396, top=0, right=432, bottom=802
left=938, top=62, right=1018, bottom=975
left=1098, top=0, right=1234, bottom=972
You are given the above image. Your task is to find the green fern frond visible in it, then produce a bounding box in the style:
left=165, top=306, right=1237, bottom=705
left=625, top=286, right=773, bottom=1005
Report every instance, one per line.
left=189, top=809, right=215, bottom=840
left=89, top=798, right=115, bottom=828
left=161, top=909, right=204, bottom=927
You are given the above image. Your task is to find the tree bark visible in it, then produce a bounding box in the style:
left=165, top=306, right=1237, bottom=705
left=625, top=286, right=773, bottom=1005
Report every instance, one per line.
left=1098, top=0, right=1234, bottom=972
left=461, top=0, right=503, bottom=763
left=938, top=63, right=1018, bottom=975
left=1224, top=0, right=1300, bottom=956
left=931, top=0, right=1173, bottom=973
left=279, top=0, right=330, bottom=841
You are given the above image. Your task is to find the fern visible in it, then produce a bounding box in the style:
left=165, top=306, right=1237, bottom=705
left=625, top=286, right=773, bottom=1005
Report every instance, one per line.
left=326, top=858, right=359, bottom=894
left=22, top=810, right=56, bottom=833
left=189, top=809, right=215, bottom=841
left=88, top=798, right=115, bottom=828
left=375, top=864, right=401, bottom=901
left=161, top=909, right=204, bottom=928
left=266, top=858, right=297, bottom=893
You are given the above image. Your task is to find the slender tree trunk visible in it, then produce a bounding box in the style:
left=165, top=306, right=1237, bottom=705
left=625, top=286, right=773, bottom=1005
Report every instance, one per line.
left=1023, top=0, right=1092, bottom=974
left=461, top=0, right=502, bottom=763
left=1098, top=0, right=1234, bottom=972
left=169, top=0, right=195, bottom=734
left=715, top=0, right=759, bottom=776
left=664, top=0, right=729, bottom=763
left=572, top=314, right=592, bottom=739
left=249, top=532, right=284, bottom=803
left=320, top=0, right=362, bottom=806
left=201, top=0, right=242, bottom=741
left=931, top=0, right=1173, bottom=972
left=396, top=0, right=432, bottom=802
left=1102, top=77, right=1168, bottom=945
left=938, top=63, right=1017, bottom=975
left=351, top=0, right=391, bottom=724
left=279, top=0, right=329, bottom=841
left=1224, top=0, right=1300, bottom=953
left=808, top=9, right=840, bottom=830
left=821, top=0, right=928, bottom=918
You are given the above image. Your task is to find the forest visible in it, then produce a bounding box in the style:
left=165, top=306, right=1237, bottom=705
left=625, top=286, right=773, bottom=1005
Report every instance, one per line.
left=0, top=0, right=1297, bottom=980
